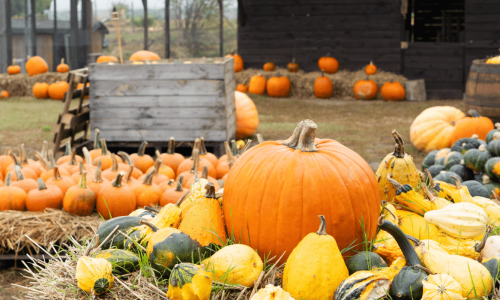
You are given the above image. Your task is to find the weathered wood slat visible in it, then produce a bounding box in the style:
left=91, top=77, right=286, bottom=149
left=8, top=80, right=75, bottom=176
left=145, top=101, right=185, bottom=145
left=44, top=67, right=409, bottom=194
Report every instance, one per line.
left=92, top=118, right=227, bottom=131
left=98, top=130, right=228, bottom=142
left=243, top=3, right=399, bottom=16
left=90, top=107, right=226, bottom=120
left=90, top=95, right=225, bottom=109
left=91, top=80, right=225, bottom=97
left=89, top=63, right=227, bottom=81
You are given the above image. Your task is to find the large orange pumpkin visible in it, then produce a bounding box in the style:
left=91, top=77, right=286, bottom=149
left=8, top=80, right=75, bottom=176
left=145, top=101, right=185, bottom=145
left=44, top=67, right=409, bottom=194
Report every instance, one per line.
left=353, top=79, right=378, bottom=100
left=381, top=81, right=405, bottom=101
left=235, top=91, right=259, bottom=139
left=318, top=53, right=339, bottom=74
left=25, top=56, right=49, bottom=76
left=33, top=82, right=49, bottom=99
left=226, top=52, right=244, bottom=72
left=96, top=55, right=118, bottom=63
left=129, top=50, right=161, bottom=61
left=267, top=73, right=290, bottom=97
left=410, top=106, right=466, bottom=151
left=450, top=110, right=494, bottom=144
left=314, top=71, right=333, bottom=98
left=248, top=75, right=266, bottom=95
left=48, top=81, right=69, bottom=100
left=222, top=120, right=380, bottom=260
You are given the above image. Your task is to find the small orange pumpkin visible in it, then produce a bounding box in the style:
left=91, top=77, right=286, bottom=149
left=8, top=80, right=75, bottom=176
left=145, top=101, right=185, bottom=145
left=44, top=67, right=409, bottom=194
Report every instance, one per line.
left=0, top=172, right=26, bottom=211
left=381, top=81, right=405, bottom=101
left=267, top=73, right=290, bottom=97
left=226, top=52, right=244, bottom=72
left=77, top=82, right=90, bottom=99
left=7, top=60, right=21, bottom=75
left=26, top=179, right=64, bottom=211
left=365, top=61, right=377, bottom=75
left=129, top=50, right=161, bottom=61
left=235, top=91, right=259, bottom=139
left=63, top=171, right=96, bottom=216
left=46, top=166, right=76, bottom=195
left=287, top=58, right=299, bottom=72
left=314, top=71, right=333, bottom=99
left=96, top=55, right=118, bottom=63
left=48, top=81, right=69, bottom=100
left=236, top=84, right=248, bottom=93
left=160, top=137, right=185, bottom=176
left=25, top=56, right=49, bottom=76
left=318, top=53, right=339, bottom=74
left=132, top=169, right=163, bottom=208
left=33, top=82, right=49, bottom=99
left=353, top=79, right=378, bottom=100
left=0, top=90, right=10, bottom=99
left=248, top=75, right=266, bottom=95
left=450, top=110, right=494, bottom=144
left=263, top=62, right=275, bottom=71
left=56, top=58, right=70, bottom=73
left=97, top=171, right=136, bottom=220
left=199, top=138, right=219, bottom=168
left=11, top=165, right=38, bottom=194
left=130, top=141, right=155, bottom=173
left=160, top=176, right=188, bottom=206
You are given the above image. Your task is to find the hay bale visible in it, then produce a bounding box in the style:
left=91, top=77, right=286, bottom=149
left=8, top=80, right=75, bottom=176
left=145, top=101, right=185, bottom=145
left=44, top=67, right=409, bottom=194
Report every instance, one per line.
left=235, top=68, right=407, bottom=100
left=0, top=72, right=67, bottom=97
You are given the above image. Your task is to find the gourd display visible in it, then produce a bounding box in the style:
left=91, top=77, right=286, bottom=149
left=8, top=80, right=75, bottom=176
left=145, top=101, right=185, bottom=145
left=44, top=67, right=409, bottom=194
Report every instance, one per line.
left=96, top=172, right=136, bottom=220
left=263, top=62, right=275, bottom=71
left=365, top=61, right=377, bottom=75
left=345, top=251, right=387, bottom=275
left=318, top=53, right=339, bottom=74
left=450, top=110, right=494, bottom=144
left=129, top=50, right=161, bottom=61
left=248, top=74, right=266, bottom=95
left=267, top=73, right=290, bottom=97
left=75, top=257, right=114, bottom=295
left=25, top=56, right=48, bottom=76
left=167, top=263, right=213, bottom=300
left=314, top=71, right=333, bottom=98
left=287, top=58, right=299, bottom=72
left=376, top=130, right=422, bottom=202
left=226, top=52, right=244, bottom=72
left=56, top=58, right=70, bottom=73
left=410, top=107, right=465, bottom=152
left=33, top=82, right=49, bottom=99
left=48, top=81, right=69, bottom=100
left=203, top=244, right=263, bottom=287
left=381, top=81, right=405, bottom=101
left=283, top=215, right=349, bottom=300
left=251, top=285, right=295, bottom=300
left=235, top=91, right=259, bottom=139
left=223, top=120, right=380, bottom=260
left=353, top=79, right=378, bottom=100
left=421, top=274, right=465, bottom=300
left=92, top=249, right=140, bottom=275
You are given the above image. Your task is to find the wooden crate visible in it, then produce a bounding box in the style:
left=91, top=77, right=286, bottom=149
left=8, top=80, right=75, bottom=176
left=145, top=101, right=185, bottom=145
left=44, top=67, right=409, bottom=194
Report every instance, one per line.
left=88, top=57, right=236, bottom=143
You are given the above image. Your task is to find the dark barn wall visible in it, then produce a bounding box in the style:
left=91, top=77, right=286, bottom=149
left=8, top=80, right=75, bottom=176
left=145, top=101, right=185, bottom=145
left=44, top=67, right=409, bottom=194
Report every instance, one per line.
left=238, top=0, right=403, bottom=73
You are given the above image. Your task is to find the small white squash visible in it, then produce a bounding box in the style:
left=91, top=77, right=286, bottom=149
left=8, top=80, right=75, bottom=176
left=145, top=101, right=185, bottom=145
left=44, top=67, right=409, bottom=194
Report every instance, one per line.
left=250, top=284, right=295, bottom=300
left=480, top=235, right=500, bottom=260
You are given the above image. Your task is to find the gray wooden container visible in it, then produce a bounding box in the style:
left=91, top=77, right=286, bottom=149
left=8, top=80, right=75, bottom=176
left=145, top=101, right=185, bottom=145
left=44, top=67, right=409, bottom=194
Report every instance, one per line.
left=88, top=57, right=236, bottom=142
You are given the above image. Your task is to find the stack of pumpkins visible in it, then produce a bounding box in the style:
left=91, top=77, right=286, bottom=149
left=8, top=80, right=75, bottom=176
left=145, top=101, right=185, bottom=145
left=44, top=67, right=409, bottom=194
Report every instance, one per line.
left=412, top=106, right=500, bottom=199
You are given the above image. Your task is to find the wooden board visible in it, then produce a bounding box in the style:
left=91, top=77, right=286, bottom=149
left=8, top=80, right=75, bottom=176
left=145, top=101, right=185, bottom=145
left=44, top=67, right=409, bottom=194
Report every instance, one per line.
left=91, top=80, right=225, bottom=97
left=97, top=130, right=228, bottom=142
left=91, top=95, right=226, bottom=109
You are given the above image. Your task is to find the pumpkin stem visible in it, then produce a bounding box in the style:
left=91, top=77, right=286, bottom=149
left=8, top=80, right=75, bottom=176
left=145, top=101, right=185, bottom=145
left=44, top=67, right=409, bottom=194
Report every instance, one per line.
left=139, top=220, right=160, bottom=232
left=424, top=169, right=436, bottom=189
left=94, top=129, right=101, bottom=150
left=191, top=149, right=200, bottom=174
left=483, top=174, right=491, bottom=184
left=143, top=169, right=154, bottom=186
left=78, top=161, right=84, bottom=175
left=137, top=141, right=148, bottom=157
left=204, top=182, right=216, bottom=198
left=386, top=175, right=403, bottom=189
left=37, top=178, right=48, bottom=190
left=175, top=190, right=190, bottom=206
left=377, top=216, right=422, bottom=266
left=64, top=140, right=71, bottom=156
left=19, top=144, right=28, bottom=164
left=153, top=157, right=162, bottom=176
left=450, top=176, right=462, bottom=189
left=200, top=137, right=208, bottom=155
left=495, top=123, right=500, bottom=130
left=112, top=171, right=125, bottom=188
left=52, top=166, right=62, bottom=180
left=83, top=147, right=93, bottom=166
left=94, top=161, right=104, bottom=183
left=224, top=142, right=234, bottom=169
left=79, top=170, right=88, bottom=189
left=145, top=206, right=160, bottom=213
left=68, top=149, right=78, bottom=166
left=316, top=215, right=328, bottom=235
left=10, top=153, right=22, bottom=167
left=110, top=153, right=118, bottom=172
left=14, top=165, right=25, bottom=180
left=41, top=141, right=48, bottom=160
left=201, top=166, right=208, bottom=179
left=468, top=109, right=480, bottom=118
left=118, top=151, right=134, bottom=167
left=4, top=172, right=12, bottom=186
left=48, top=150, right=56, bottom=169
left=3, top=147, right=12, bottom=156
left=421, top=184, right=437, bottom=201
left=493, top=132, right=500, bottom=140
left=175, top=176, right=184, bottom=191
left=475, top=226, right=492, bottom=253
left=167, top=137, right=176, bottom=154
left=241, top=139, right=253, bottom=154
left=61, top=58, right=65, bottom=64
left=380, top=200, right=397, bottom=220
left=413, top=264, right=435, bottom=275
left=124, top=165, right=134, bottom=183
left=405, top=234, right=422, bottom=246
left=34, top=151, right=51, bottom=171
left=283, top=119, right=319, bottom=152
left=100, top=139, right=108, bottom=156
left=191, top=138, right=201, bottom=159
left=391, top=130, right=405, bottom=158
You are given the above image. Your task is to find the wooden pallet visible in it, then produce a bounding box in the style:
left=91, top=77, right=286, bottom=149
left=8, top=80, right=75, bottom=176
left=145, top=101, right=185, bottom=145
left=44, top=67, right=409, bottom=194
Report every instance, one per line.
left=53, top=68, right=92, bottom=155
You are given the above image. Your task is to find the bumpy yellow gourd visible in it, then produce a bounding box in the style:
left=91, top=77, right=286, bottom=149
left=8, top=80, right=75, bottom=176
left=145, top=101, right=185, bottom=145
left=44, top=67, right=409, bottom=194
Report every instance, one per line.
left=425, top=170, right=461, bottom=203
left=250, top=285, right=294, bottom=300
left=202, top=244, right=263, bottom=287
left=283, top=215, right=348, bottom=300
left=421, top=247, right=492, bottom=299
left=396, top=210, right=440, bottom=240
left=75, top=257, right=114, bottom=295
left=468, top=196, right=500, bottom=227
left=179, top=178, right=210, bottom=214
left=449, top=176, right=475, bottom=203
left=422, top=183, right=452, bottom=210
left=167, top=263, right=213, bottom=300
left=413, top=239, right=449, bottom=261
left=422, top=274, right=465, bottom=300
left=432, top=232, right=482, bottom=260
left=424, top=203, right=488, bottom=239
left=386, top=176, right=432, bottom=214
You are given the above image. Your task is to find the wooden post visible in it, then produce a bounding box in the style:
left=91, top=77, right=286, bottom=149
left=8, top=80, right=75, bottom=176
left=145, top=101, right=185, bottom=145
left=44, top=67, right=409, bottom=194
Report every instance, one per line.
left=5, top=0, right=13, bottom=73
left=142, top=0, right=148, bottom=50
left=30, top=0, right=36, bottom=55
left=54, top=73, right=77, bottom=153
left=218, top=0, right=223, bottom=57
left=111, top=12, right=123, bottom=63
left=404, top=79, right=427, bottom=101
left=164, top=0, right=169, bottom=58
left=53, top=0, right=58, bottom=70
left=70, top=0, right=79, bottom=69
